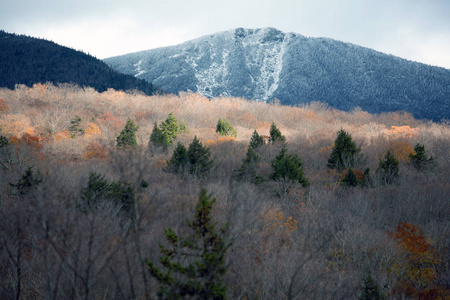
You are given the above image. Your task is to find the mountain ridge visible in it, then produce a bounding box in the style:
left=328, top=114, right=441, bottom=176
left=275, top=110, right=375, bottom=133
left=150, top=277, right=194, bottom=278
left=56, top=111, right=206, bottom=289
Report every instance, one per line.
left=104, top=27, right=450, bottom=121
left=0, top=30, right=158, bottom=95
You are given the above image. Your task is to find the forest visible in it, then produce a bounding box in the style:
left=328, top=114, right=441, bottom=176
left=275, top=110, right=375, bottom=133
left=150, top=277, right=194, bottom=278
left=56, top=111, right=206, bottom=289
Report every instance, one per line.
left=0, top=83, right=449, bottom=299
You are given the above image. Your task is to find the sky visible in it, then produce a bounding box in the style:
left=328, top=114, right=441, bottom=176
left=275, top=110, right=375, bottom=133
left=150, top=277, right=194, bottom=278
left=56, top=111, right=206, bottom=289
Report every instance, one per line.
left=1, top=0, right=449, bottom=69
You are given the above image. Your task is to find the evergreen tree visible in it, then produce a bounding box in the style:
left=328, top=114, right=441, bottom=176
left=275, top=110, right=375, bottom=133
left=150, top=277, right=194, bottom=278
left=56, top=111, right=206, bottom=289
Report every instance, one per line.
left=377, top=150, right=399, bottom=185
left=269, top=122, right=286, bottom=144
left=234, top=146, right=264, bottom=184
left=68, top=115, right=84, bottom=138
left=360, top=272, right=384, bottom=300
left=166, top=142, right=189, bottom=174
left=187, top=136, right=213, bottom=177
left=81, top=172, right=111, bottom=210
left=149, top=122, right=171, bottom=150
left=116, top=118, right=138, bottom=147
left=270, top=145, right=309, bottom=188
left=216, top=118, right=237, bottom=137
left=0, top=135, right=9, bottom=147
left=409, top=143, right=434, bottom=171
left=342, top=168, right=359, bottom=187
left=249, top=130, right=265, bottom=149
left=327, top=129, right=362, bottom=172
left=160, top=112, right=180, bottom=140
left=179, top=119, right=190, bottom=134
left=146, top=188, right=231, bottom=299
left=9, top=166, right=43, bottom=195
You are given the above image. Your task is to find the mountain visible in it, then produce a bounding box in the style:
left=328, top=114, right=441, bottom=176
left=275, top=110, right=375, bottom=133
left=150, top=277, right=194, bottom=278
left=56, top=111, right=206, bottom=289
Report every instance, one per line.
left=0, top=30, right=157, bottom=95
left=104, top=27, right=450, bottom=121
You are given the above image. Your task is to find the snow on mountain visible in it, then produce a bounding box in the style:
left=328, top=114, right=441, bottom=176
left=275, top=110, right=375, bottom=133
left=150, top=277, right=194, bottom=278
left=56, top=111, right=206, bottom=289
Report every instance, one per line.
left=104, top=28, right=450, bottom=121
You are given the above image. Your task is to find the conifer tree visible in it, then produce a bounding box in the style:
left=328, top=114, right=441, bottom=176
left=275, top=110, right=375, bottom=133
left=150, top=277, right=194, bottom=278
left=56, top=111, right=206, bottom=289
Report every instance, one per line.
left=179, top=119, right=190, bottom=134
left=249, top=130, right=265, bottom=149
left=327, top=129, right=362, bottom=172
left=160, top=112, right=180, bottom=140
left=234, top=147, right=264, bottom=184
left=187, top=136, right=213, bottom=177
left=0, top=135, right=9, bottom=147
left=81, top=171, right=111, bottom=210
left=377, top=150, right=399, bottom=185
left=166, top=142, right=189, bottom=174
left=409, top=143, right=434, bottom=171
left=146, top=188, right=231, bottom=299
left=216, top=118, right=237, bottom=137
left=360, top=272, right=384, bottom=300
left=9, top=166, right=43, bottom=195
left=68, top=115, right=84, bottom=138
left=149, top=122, right=171, bottom=150
left=270, top=145, right=309, bottom=188
left=269, top=122, right=286, bottom=144
left=342, top=168, right=359, bottom=187
left=116, top=118, right=138, bottom=147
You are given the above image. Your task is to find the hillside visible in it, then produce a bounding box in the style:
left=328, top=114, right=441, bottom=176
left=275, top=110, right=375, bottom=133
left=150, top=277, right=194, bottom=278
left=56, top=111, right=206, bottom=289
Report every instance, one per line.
left=0, top=85, right=449, bottom=298
left=0, top=30, right=157, bottom=95
left=104, top=27, right=450, bottom=121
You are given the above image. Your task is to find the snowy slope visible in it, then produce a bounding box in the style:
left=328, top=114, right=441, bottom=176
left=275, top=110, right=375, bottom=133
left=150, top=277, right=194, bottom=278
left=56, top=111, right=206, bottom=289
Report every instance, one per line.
left=104, top=28, right=450, bottom=121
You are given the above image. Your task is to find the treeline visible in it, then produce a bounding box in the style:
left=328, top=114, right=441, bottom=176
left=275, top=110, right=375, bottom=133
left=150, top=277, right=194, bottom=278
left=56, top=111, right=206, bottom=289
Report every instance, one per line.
left=0, top=85, right=449, bottom=299
left=0, top=30, right=158, bottom=95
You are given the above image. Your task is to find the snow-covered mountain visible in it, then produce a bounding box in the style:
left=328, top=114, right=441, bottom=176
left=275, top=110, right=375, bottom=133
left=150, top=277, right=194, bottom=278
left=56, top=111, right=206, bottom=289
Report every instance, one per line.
left=104, top=28, right=450, bottom=121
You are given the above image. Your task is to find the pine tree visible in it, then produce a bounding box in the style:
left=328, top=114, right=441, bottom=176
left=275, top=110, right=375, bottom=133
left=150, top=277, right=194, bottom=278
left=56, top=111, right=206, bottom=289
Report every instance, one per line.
left=342, top=168, right=358, bottom=187
left=166, top=142, right=189, bottom=174
left=377, top=150, right=399, bottom=185
left=179, top=119, right=190, bottom=134
left=160, top=112, right=180, bottom=140
left=68, top=115, right=84, bottom=138
left=270, top=145, right=309, bottom=188
left=116, top=118, right=138, bottom=148
left=149, top=122, right=171, bottom=150
left=269, top=122, right=286, bottom=144
left=216, top=118, right=237, bottom=137
left=327, top=129, right=362, bottom=172
left=360, top=272, right=384, bottom=300
left=0, top=135, right=9, bottom=147
left=81, top=172, right=111, bottom=210
left=249, top=130, right=265, bottom=149
left=234, top=146, right=264, bottom=184
left=9, top=166, right=43, bottom=195
left=409, top=143, right=434, bottom=171
left=187, top=136, right=213, bottom=177
left=146, top=188, right=231, bottom=299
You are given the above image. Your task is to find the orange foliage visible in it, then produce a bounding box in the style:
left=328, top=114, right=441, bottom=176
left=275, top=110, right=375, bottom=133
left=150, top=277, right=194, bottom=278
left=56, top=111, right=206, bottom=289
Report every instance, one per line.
left=390, top=222, right=442, bottom=295
left=54, top=131, right=70, bottom=141
left=10, top=133, right=43, bottom=152
left=239, top=111, right=258, bottom=128
left=84, top=122, right=101, bottom=138
left=205, top=136, right=236, bottom=146
left=384, top=125, right=420, bottom=138
left=338, top=169, right=365, bottom=181
left=0, top=98, right=10, bottom=113
left=0, top=114, right=35, bottom=137
left=387, top=140, right=415, bottom=162
left=82, top=141, right=110, bottom=160
left=262, top=207, right=298, bottom=237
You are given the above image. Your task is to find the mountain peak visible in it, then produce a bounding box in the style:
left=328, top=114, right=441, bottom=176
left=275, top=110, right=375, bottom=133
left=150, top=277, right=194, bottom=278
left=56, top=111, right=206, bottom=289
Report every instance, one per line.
left=104, top=29, right=450, bottom=121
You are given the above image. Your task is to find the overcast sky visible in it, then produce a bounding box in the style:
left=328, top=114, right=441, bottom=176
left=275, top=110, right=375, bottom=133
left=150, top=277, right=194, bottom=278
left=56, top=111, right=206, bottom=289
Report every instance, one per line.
left=1, top=0, right=449, bottom=69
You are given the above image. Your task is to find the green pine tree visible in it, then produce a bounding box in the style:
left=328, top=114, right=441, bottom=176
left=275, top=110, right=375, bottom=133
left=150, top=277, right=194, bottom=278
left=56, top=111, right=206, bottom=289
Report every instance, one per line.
left=327, top=129, right=362, bottom=172
left=116, top=118, right=139, bottom=148
left=9, top=166, right=43, bottom=195
left=269, top=122, right=286, bottom=144
left=377, top=150, right=399, bottom=185
left=0, top=135, right=9, bottom=147
left=149, top=122, right=171, bottom=150
left=234, top=146, right=265, bottom=184
left=342, top=168, right=359, bottom=187
left=146, top=188, right=231, bottom=299
left=179, top=119, right=190, bottom=134
left=360, top=272, right=384, bottom=300
left=249, top=130, right=265, bottom=149
left=409, top=143, right=435, bottom=171
left=216, top=118, right=237, bottom=137
left=270, top=145, right=309, bottom=188
left=160, top=112, right=180, bottom=141
left=165, top=142, right=189, bottom=174
left=81, top=171, right=111, bottom=210
left=68, top=115, right=84, bottom=138
left=187, top=136, right=213, bottom=177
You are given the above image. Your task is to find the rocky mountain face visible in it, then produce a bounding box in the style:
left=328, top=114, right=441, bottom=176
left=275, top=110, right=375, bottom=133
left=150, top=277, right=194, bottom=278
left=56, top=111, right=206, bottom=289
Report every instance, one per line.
left=104, top=28, right=450, bottom=121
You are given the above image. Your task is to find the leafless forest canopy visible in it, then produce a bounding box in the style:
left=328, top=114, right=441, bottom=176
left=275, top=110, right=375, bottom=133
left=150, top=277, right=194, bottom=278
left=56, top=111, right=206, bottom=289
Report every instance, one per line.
left=0, top=83, right=449, bottom=299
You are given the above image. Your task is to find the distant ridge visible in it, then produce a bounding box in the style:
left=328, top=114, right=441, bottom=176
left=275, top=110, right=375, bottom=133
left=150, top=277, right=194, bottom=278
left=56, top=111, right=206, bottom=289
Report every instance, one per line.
left=0, top=30, right=157, bottom=95
left=104, top=27, right=450, bottom=121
